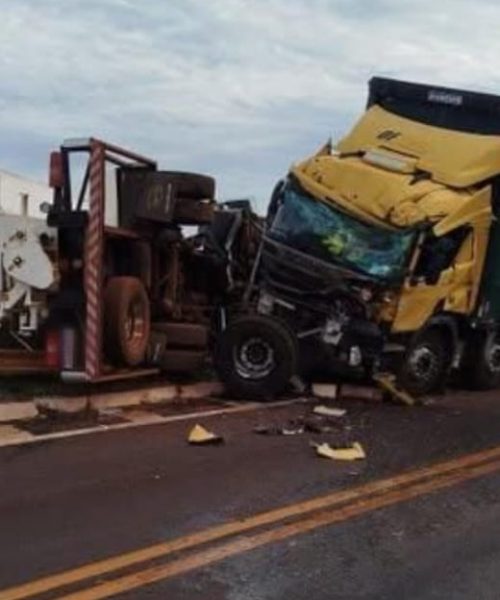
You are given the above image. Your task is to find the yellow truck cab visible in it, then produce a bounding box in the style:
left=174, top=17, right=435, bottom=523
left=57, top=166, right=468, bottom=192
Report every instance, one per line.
left=216, top=78, right=500, bottom=398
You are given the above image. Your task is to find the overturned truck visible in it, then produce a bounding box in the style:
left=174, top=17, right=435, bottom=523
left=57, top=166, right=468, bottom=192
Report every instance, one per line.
left=216, top=77, right=500, bottom=398
left=0, top=139, right=260, bottom=381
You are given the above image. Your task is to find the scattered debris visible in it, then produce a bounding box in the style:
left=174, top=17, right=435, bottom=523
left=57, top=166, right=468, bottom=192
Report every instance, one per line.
left=313, top=441, right=366, bottom=461
left=187, top=424, right=224, bottom=445
left=303, top=416, right=338, bottom=434
left=253, top=424, right=281, bottom=435
left=311, top=383, right=338, bottom=400
left=253, top=404, right=348, bottom=437
left=313, top=405, right=346, bottom=418
left=281, top=424, right=305, bottom=436
left=253, top=419, right=304, bottom=436
left=374, top=373, right=416, bottom=406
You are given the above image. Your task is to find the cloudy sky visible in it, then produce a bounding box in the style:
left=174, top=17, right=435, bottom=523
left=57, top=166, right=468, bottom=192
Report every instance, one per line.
left=1, top=0, right=500, bottom=211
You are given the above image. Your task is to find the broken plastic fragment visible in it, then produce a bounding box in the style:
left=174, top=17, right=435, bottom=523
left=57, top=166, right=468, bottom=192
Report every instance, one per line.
left=315, top=441, right=366, bottom=461
left=313, top=405, right=346, bottom=418
left=188, top=424, right=224, bottom=445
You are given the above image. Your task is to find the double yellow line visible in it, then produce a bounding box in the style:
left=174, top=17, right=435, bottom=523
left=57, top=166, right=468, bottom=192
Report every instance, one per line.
left=3, top=444, right=500, bottom=600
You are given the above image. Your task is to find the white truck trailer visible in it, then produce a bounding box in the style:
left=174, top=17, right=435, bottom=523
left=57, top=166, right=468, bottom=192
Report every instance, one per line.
left=0, top=170, right=57, bottom=372
left=0, top=169, right=51, bottom=217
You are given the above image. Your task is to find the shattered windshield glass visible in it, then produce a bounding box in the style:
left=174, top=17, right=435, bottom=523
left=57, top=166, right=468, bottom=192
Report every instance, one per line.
left=267, top=182, right=415, bottom=281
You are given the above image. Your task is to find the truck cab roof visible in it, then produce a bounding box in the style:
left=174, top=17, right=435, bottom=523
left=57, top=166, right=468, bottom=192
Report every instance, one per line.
left=292, top=77, right=500, bottom=230
left=340, top=76, right=500, bottom=188
left=337, top=104, right=500, bottom=188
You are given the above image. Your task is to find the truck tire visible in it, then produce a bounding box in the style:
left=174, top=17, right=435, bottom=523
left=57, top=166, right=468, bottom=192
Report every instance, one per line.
left=104, top=277, right=150, bottom=367
left=463, top=331, right=500, bottom=390
left=173, top=199, right=214, bottom=225
left=397, top=329, right=449, bottom=396
left=215, top=315, right=298, bottom=400
left=163, top=172, right=215, bottom=200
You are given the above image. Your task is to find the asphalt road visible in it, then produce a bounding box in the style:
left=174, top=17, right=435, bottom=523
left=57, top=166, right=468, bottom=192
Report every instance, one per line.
left=1, top=390, right=500, bottom=599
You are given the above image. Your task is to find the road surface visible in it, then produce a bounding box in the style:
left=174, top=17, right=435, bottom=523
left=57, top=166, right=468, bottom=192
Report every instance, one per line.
left=1, top=390, right=500, bottom=599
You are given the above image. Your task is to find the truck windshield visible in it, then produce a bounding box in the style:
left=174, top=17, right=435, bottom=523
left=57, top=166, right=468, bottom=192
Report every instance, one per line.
left=268, top=183, right=415, bottom=281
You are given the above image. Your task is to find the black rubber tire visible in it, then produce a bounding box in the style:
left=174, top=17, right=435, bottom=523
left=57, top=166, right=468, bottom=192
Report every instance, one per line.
left=173, top=199, right=214, bottom=225
left=462, top=331, right=500, bottom=390
left=397, top=329, right=449, bottom=396
left=161, top=171, right=215, bottom=200
left=104, top=277, right=150, bottom=367
left=215, top=315, right=298, bottom=400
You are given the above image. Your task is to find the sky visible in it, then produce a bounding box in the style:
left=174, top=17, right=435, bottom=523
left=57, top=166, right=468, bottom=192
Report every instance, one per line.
left=1, top=0, right=500, bottom=212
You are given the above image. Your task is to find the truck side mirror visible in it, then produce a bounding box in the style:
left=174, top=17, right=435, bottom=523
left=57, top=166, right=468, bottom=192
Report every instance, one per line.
left=49, top=151, right=64, bottom=189
left=266, top=179, right=285, bottom=226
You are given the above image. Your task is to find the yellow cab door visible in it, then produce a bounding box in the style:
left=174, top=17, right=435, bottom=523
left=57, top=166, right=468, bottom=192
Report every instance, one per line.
left=390, top=188, right=492, bottom=334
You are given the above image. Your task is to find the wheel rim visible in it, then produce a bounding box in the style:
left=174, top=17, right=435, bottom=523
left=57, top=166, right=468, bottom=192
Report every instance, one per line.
left=233, top=337, right=275, bottom=380
left=485, top=336, right=500, bottom=373
left=408, top=345, right=440, bottom=384
left=124, top=299, right=146, bottom=344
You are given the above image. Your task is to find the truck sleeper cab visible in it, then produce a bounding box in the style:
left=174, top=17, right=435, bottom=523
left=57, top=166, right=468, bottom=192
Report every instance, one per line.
left=216, top=77, right=500, bottom=398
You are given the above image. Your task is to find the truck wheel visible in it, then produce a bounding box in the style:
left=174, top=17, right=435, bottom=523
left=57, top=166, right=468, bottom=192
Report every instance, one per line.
left=398, top=329, right=449, bottom=396
left=173, top=199, right=214, bottom=225
left=464, top=331, right=500, bottom=390
left=163, top=172, right=215, bottom=199
left=104, top=277, right=150, bottom=367
left=215, top=315, right=298, bottom=400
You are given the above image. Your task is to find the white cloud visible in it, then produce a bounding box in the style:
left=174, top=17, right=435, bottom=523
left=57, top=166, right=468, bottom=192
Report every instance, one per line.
left=1, top=0, right=500, bottom=209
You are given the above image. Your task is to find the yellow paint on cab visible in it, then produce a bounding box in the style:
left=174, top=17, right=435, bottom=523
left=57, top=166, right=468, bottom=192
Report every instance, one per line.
left=389, top=187, right=491, bottom=332
left=337, top=105, right=500, bottom=188
left=290, top=105, right=496, bottom=335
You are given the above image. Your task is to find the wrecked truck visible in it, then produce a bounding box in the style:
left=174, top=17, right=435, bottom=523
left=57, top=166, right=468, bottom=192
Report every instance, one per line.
left=0, top=138, right=260, bottom=381
left=215, top=77, right=500, bottom=398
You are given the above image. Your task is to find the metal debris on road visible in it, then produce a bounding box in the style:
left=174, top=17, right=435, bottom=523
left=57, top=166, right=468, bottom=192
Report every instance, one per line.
left=253, top=406, right=348, bottom=437
left=281, top=423, right=305, bottom=436
left=313, top=441, right=366, bottom=461
left=187, top=424, right=224, bottom=445
left=313, top=405, right=346, bottom=418
left=253, top=419, right=305, bottom=436
left=303, top=416, right=338, bottom=434
left=253, top=424, right=281, bottom=435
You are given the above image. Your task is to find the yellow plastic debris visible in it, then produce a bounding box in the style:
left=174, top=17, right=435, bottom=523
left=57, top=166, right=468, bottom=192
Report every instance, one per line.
left=315, top=441, right=366, bottom=461
left=187, top=424, right=224, bottom=445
